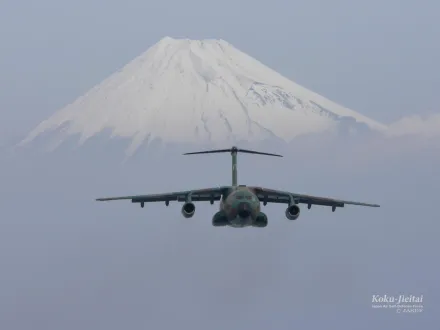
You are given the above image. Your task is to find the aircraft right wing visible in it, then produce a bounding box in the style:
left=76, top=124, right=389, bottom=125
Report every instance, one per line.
left=251, top=186, right=380, bottom=210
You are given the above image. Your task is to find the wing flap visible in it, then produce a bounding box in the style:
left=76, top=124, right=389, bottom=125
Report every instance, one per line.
left=131, top=192, right=223, bottom=203
left=96, top=187, right=225, bottom=204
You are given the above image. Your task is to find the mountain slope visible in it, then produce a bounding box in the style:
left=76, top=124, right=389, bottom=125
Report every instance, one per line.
left=19, top=37, right=386, bottom=155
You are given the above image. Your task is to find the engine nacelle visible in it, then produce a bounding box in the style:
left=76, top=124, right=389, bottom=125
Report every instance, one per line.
left=285, top=204, right=300, bottom=220
left=253, top=212, right=268, bottom=227
left=181, top=202, right=195, bottom=218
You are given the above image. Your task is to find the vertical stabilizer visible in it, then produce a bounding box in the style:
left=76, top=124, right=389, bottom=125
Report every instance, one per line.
left=183, top=146, right=283, bottom=186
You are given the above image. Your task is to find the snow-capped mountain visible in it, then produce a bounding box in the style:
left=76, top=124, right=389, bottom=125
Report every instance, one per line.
left=19, top=37, right=387, bottom=155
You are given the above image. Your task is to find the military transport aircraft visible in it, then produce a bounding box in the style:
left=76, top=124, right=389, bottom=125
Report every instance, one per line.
left=96, top=146, right=380, bottom=228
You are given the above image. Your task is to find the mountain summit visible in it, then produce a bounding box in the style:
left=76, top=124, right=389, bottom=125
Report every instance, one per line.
left=19, top=37, right=386, bottom=155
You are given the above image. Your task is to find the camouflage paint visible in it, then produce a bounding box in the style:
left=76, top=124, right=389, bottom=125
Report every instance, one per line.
left=216, top=186, right=262, bottom=227
left=232, top=150, right=238, bottom=186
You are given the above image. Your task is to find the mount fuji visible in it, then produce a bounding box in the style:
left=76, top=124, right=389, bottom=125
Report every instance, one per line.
left=18, top=37, right=387, bottom=156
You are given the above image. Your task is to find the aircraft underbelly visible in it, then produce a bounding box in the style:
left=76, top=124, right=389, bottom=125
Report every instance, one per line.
left=229, top=216, right=253, bottom=227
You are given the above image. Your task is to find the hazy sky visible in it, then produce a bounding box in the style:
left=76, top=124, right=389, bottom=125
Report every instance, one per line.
left=1, top=137, right=438, bottom=329
left=1, top=0, right=439, bottom=140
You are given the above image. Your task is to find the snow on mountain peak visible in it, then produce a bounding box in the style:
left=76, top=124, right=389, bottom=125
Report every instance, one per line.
left=19, top=36, right=387, bottom=155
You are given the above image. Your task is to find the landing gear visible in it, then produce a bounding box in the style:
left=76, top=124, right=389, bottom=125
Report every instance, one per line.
left=212, top=221, right=228, bottom=227
left=253, top=212, right=268, bottom=227
left=212, top=211, right=228, bottom=226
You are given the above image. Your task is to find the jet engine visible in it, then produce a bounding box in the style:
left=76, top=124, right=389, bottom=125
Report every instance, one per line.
left=285, top=204, right=300, bottom=220
left=253, top=212, right=268, bottom=227
left=181, top=202, right=196, bottom=218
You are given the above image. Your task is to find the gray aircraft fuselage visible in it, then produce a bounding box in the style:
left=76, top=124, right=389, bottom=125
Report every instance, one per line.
left=213, top=186, right=266, bottom=227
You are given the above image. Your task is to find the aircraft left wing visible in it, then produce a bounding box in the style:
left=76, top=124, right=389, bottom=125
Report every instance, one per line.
left=96, top=187, right=227, bottom=205
left=251, top=187, right=380, bottom=210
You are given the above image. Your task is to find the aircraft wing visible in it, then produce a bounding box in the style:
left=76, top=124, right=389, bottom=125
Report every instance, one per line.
left=96, top=187, right=227, bottom=205
left=251, top=187, right=380, bottom=209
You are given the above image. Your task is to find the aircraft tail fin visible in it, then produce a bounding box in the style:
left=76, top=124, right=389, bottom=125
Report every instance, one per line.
left=183, top=146, right=282, bottom=186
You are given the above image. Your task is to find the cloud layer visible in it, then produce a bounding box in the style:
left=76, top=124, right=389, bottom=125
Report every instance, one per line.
left=386, top=113, right=440, bottom=138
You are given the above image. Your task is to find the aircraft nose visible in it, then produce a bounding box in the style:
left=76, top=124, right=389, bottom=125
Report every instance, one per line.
left=237, top=202, right=251, bottom=218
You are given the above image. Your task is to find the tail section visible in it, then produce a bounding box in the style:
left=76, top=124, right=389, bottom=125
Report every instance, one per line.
left=183, top=146, right=282, bottom=186
left=183, top=146, right=283, bottom=157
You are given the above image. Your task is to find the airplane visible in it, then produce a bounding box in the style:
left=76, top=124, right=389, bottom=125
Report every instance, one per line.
left=96, top=146, right=380, bottom=228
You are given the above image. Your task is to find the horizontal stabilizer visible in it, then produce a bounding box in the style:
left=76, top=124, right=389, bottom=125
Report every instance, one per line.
left=183, top=146, right=282, bottom=157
